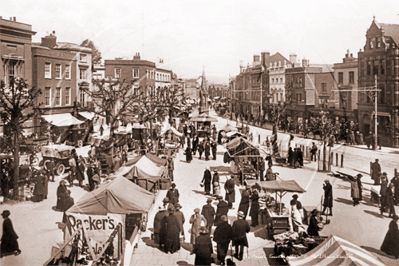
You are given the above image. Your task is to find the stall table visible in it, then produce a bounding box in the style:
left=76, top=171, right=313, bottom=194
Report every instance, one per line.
left=265, top=207, right=291, bottom=237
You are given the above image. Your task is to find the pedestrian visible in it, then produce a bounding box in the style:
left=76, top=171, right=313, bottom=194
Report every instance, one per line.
left=204, top=139, right=211, bottom=161
left=213, top=215, right=233, bottom=266
left=42, top=168, right=49, bottom=200
left=391, top=174, right=399, bottom=205
left=167, top=158, right=174, bottom=181
left=290, top=195, right=303, bottom=218
left=162, top=205, right=181, bottom=254
left=380, top=173, right=389, bottom=213
left=154, top=206, right=168, bottom=246
left=211, top=139, right=217, bottom=160
left=186, top=145, right=192, bottom=163
left=201, top=167, right=212, bottom=195
left=201, top=199, right=215, bottom=234
left=258, top=157, right=265, bottom=181
left=321, top=179, right=333, bottom=216
left=266, top=164, right=274, bottom=181
left=68, top=155, right=76, bottom=186
left=56, top=180, right=68, bottom=211
left=288, top=147, right=293, bottom=166
left=250, top=185, right=260, bottom=227
left=349, top=174, right=361, bottom=206
left=380, top=215, right=399, bottom=259
left=386, top=183, right=396, bottom=218
left=214, top=196, right=229, bottom=226
left=224, top=175, right=236, bottom=209
left=76, top=156, right=85, bottom=187
left=297, top=148, right=303, bottom=167
left=166, top=183, right=180, bottom=206
left=371, top=159, right=381, bottom=185
left=0, top=210, right=21, bottom=258
left=292, top=148, right=299, bottom=168
left=86, top=163, right=95, bottom=191
left=45, top=158, right=55, bottom=182
left=33, top=170, right=45, bottom=202
left=357, top=173, right=363, bottom=201
left=189, top=208, right=207, bottom=245
left=193, top=226, right=213, bottom=266
left=265, top=153, right=273, bottom=167
left=232, top=211, right=250, bottom=261
left=307, top=209, right=321, bottom=236
left=62, top=190, right=75, bottom=223
left=310, top=142, right=318, bottom=162
left=238, top=185, right=251, bottom=220
left=212, top=169, right=220, bottom=195
left=99, top=124, right=104, bottom=136
left=174, top=204, right=186, bottom=242
left=198, top=140, right=204, bottom=159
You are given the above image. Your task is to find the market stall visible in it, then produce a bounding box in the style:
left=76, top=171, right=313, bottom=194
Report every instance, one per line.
left=109, top=153, right=168, bottom=191
left=46, top=176, right=155, bottom=266
left=159, top=123, right=182, bottom=157
left=286, top=235, right=386, bottom=266
left=246, top=179, right=306, bottom=237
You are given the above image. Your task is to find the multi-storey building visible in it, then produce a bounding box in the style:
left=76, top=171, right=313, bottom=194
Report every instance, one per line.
left=155, top=66, right=172, bottom=89
left=285, top=60, right=334, bottom=124
left=208, top=84, right=228, bottom=99
left=358, top=18, right=399, bottom=147
left=268, top=54, right=295, bottom=104
left=332, top=50, right=359, bottom=122
left=0, top=16, right=36, bottom=135
left=93, top=63, right=105, bottom=79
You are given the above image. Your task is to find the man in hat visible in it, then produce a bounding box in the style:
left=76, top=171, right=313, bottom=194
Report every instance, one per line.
left=213, top=215, right=233, bottom=266
left=371, top=159, right=381, bottom=185
left=381, top=215, right=399, bottom=258
left=168, top=158, right=174, bottom=181
left=211, top=139, right=218, bottom=160
left=154, top=206, right=168, bottom=246
left=225, top=175, right=236, bottom=209
left=212, top=169, right=220, bottom=195
left=189, top=208, right=207, bottom=245
left=201, top=198, right=215, bottom=234
left=266, top=164, right=274, bottom=181
left=174, top=204, right=185, bottom=241
left=202, top=167, right=212, bottom=195
left=232, top=211, right=250, bottom=261
left=238, top=185, right=251, bottom=220
left=193, top=226, right=213, bottom=266
left=1, top=210, right=21, bottom=257
left=56, top=180, right=68, bottom=211
left=163, top=197, right=170, bottom=209
left=250, top=185, right=260, bottom=227
left=214, top=196, right=229, bottom=227
left=166, top=183, right=180, bottom=206
left=162, top=205, right=181, bottom=254
left=321, top=179, right=333, bottom=216
left=290, top=194, right=303, bottom=218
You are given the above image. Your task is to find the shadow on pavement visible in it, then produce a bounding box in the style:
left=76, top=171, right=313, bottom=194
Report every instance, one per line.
left=364, top=210, right=384, bottom=218
left=192, top=189, right=206, bottom=196
left=263, top=247, right=286, bottom=265
left=335, top=197, right=354, bottom=205
left=253, top=225, right=268, bottom=239
left=360, top=246, right=396, bottom=259
left=181, top=241, right=194, bottom=253
left=360, top=196, right=379, bottom=207
left=336, top=184, right=351, bottom=190
left=210, top=166, right=231, bottom=173
left=176, top=261, right=194, bottom=266
left=141, top=236, right=161, bottom=249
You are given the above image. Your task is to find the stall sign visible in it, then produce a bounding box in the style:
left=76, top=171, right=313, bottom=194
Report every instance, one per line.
left=66, top=213, right=124, bottom=258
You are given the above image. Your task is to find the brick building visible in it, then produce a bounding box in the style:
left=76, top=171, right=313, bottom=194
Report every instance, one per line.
left=0, top=16, right=36, bottom=135
left=358, top=18, right=399, bottom=147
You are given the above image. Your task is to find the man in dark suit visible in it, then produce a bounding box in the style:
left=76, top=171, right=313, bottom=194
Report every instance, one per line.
left=238, top=185, right=251, bottom=220
left=201, top=198, right=215, bottom=234
left=232, top=211, right=250, bottom=261
left=213, top=215, right=233, bottom=266
left=214, top=196, right=229, bottom=227
left=224, top=175, right=236, bottom=209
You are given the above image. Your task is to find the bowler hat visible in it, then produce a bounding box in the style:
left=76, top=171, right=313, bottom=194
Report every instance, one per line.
left=311, top=209, right=319, bottom=215
left=1, top=210, right=10, bottom=218
left=356, top=173, right=363, bottom=178
left=206, top=198, right=213, bottom=203
left=221, top=215, right=228, bottom=222
left=175, top=203, right=182, bottom=209
left=199, top=226, right=208, bottom=234
left=194, top=208, right=200, bottom=213
left=383, top=172, right=387, bottom=175
left=171, top=183, right=176, bottom=188
left=237, top=211, right=245, bottom=218
left=292, top=194, right=298, bottom=199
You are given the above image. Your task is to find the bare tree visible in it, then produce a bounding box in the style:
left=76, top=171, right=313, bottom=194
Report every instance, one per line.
left=0, top=78, right=42, bottom=198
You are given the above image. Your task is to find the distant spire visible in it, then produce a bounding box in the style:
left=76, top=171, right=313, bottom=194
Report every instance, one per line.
left=373, top=15, right=375, bottom=22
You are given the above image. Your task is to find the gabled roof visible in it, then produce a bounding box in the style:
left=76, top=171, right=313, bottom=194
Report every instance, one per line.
left=379, top=23, right=399, bottom=45
left=265, top=52, right=292, bottom=68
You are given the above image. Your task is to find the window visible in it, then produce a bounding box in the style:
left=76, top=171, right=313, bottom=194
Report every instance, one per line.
left=114, top=68, right=121, bottom=78
left=271, top=78, right=274, bottom=84
left=373, top=60, right=379, bottom=75
left=349, top=71, right=354, bottom=83
left=55, top=64, right=61, bottom=79
left=377, top=37, right=381, bottom=48
left=45, top=87, right=51, bottom=106
left=322, top=83, right=327, bottom=93
left=381, top=59, right=385, bottom=75
left=367, top=61, right=371, bottom=75
left=280, top=78, right=283, bottom=83
left=338, top=72, right=345, bottom=84
left=7, top=61, right=16, bottom=86
left=45, top=63, right=51, bottom=79
left=369, top=38, right=374, bottom=49
left=55, top=87, right=61, bottom=106
left=80, top=68, right=87, bottom=80
left=65, top=65, right=71, bottom=79
left=80, top=53, right=87, bottom=62
left=80, top=91, right=85, bottom=107
left=65, top=87, right=71, bottom=105
left=379, top=84, right=385, bottom=104
left=133, top=68, right=139, bottom=78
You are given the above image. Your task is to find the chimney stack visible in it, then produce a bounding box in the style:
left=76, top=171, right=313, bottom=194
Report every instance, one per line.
left=289, top=54, right=297, bottom=64
left=261, top=51, right=270, bottom=67
left=302, top=58, right=309, bottom=67
left=133, top=52, right=141, bottom=60
left=13, top=17, right=16, bottom=22
left=253, top=54, right=260, bottom=67
left=41, top=32, right=57, bottom=49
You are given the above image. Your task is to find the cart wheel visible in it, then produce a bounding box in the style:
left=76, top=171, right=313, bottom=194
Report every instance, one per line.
left=77, top=140, right=83, bottom=148
left=56, top=163, right=65, bottom=176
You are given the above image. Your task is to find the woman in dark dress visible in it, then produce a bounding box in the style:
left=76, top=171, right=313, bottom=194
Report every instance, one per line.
left=307, top=209, right=320, bottom=236
left=33, top=170, right=45, bottom=202
left=202, top=167, right=212, bottom=195
left=249, top=185, right=260, bottom=227
left=1, top=210, right=21, bottom=257
left=56, top=180, right=68, bottom=211
left=193, top=226, right=213, bottom=266
left=185, top=146, right=192, bottom=163
left=381, top=215, right=399, bottom=258
left=163, top=206, right=181, bottom=254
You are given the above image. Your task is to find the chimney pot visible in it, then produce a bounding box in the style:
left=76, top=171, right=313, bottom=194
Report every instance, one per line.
left=13, top=17, right=16, bottom=21
left=350, top=53, right=353, bottom=57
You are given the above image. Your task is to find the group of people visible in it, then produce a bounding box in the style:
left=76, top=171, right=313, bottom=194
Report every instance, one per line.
left=185, top=135, right=218, bottom=163
left=154, top=191, right=251, bottom=265
left=287, top=147, right=304, bottom=168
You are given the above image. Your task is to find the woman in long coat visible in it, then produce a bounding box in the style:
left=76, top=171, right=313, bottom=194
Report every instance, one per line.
left=185, top=146, right=192, bottom=163
left=33, top=171, right=45, bottom=202
left=307, top=209, right=320, bottom=236
left=56, top=180, right=68, bottom=211
left=249, top=186, right=260, bottom=227
left=224, top=176, right=236, bottom=209
left=154, top=207, right=168, bottom=245
left=189, top=208, right=207, bottom=245
left=193, top=227, right=213, bottom=266
left=381, top=215, right=399, bottom=258
left=163, top=207, right=181, bottom=254
left=349, top=175, right=360, bottom=206
left=202, top=167, right=212, bottom=195
left=1, top=210, right=21, bottom=257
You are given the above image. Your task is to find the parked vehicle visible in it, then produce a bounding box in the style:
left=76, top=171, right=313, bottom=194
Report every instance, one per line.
left=40, top=144, right=76, bottom=176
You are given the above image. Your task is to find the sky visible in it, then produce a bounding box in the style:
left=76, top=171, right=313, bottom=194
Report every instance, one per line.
left=2, top=0, right=399, bottom=84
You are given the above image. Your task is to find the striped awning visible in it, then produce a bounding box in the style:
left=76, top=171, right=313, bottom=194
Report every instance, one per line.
left=287, top=235, right=385, bottom=266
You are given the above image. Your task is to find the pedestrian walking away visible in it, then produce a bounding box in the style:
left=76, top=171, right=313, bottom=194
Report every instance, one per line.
left=371, top=159, right=381, bottom=185
left=153, top=206, right=168, bottom=246
left=213, top=215, right=233, bottom=266
left=224, top=175, right=236, bottom=209
left=160, top=205, right=181, bottom=254
left=238, top=184, right=251, bottom=220
left=232, top=211, right=250, bottom=261
left=166, top=183, right=180, bottom=206
left=212, top=169, right=220, bottom=195
left=201, top=167, right=212, bottom=195
left=1, top=210, right=21, bottom=258
left=250, top=185, right=260, bottom=227
left=174, top=204, right=186, bottom=241
left=310, top=142, right=318, bottom=162
left=193, top=226, right=213, bottom=266
left=214, top=196, right=229, bottom=227
left=381, top=215, right=399, bottom=259
left=201, top=199, right=215, bottom=234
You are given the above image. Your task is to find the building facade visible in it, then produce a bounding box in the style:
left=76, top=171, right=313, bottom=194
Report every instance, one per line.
left=358, top=18, right=399, bottom=147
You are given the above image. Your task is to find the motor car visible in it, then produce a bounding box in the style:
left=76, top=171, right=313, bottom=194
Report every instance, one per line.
left=40, top=144, right=76, bottom=175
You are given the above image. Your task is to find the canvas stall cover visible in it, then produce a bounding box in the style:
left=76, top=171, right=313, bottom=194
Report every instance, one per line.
left=287, top=235, right=385, bottom=266
left=225, top=137, right=260, bottom=157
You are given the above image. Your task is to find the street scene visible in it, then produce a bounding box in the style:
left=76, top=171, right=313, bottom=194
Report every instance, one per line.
left=2, top=1, right=399, bottom=266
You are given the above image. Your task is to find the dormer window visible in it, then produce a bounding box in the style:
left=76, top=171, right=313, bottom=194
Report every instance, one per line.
left=278, top=61, right=281, bottom=67
left=377, top=37, right=381, bottom=48
left=369, top=38, right=374, bottom=49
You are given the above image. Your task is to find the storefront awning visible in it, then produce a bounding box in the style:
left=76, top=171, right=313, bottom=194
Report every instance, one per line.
left=42, top=113, right=84, bottom=127
left=78, top=111, right=95, bottom=120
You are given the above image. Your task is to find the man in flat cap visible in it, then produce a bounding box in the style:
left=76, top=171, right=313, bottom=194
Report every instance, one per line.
left=232, top=211, right=250, bottom=261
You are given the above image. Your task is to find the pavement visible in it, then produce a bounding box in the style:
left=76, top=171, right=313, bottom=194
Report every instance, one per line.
left=2, top=109, right=399, bottom=265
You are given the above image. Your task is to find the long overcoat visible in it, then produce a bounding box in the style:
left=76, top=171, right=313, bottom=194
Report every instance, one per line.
left=224, top=178, right=236, bottom=203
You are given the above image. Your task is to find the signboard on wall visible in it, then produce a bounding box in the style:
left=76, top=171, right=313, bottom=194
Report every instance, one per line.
left=305, top=90, right=315, bottom=105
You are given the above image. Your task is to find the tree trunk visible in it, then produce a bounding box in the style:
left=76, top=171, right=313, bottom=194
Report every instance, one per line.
left=13, top=129, right=20, bottom=200
left=323, top=141, right=327, bottom=171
